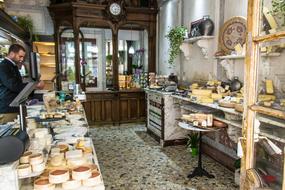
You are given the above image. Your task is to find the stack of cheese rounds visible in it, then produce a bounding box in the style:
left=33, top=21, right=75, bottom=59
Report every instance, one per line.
left=17, top=152, right=45, bottom=177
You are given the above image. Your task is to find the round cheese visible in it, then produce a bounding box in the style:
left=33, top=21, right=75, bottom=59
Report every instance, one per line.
left=29, top=153, right=44, bottom=165
left=20, top=151, right=33, bottom=164
left=17, top=164, right=31, bottom=177
left=32, top=161, right=45, bottom=173
left=50, top=154, right=65, bottom=167
left=67, top=157, right=87, bottom=167
left=72, top=166, right=91, bottom=180
left=82, top=171, right=101, bottom=187
left=62, top=180, right=81, bottom=189
left=34, top=178, right=55, bottom=190
left=49, top=169, right=70, bottom=184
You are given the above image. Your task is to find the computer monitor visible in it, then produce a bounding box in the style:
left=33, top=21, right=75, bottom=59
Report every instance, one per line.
left=29, top=52, right=40, bottom=81
left=9, top=82, right=37, bottom=107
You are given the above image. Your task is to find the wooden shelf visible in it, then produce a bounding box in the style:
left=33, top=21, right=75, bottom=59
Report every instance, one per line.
left=214, top=116, right=242, bottom=129
left=259, top=131, right=285, bottom=143
left=257, top=114, right=285, bottom=128
left=215, top=52, right=281, bottom=60
left=250, top=105, right=285, bottom=120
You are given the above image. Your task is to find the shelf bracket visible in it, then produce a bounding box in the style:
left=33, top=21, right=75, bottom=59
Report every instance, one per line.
left=180, top=36, right=214, bottom=59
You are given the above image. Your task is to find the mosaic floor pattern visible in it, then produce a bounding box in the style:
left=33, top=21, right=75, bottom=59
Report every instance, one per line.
left=90, top=124, right=238, bottom=190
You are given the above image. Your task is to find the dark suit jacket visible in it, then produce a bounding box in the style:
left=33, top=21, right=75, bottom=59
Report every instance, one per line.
left=0, top=58, right=27, bottom=113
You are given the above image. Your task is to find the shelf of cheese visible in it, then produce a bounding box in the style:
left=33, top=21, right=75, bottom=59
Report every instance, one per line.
left=257, top=114, right=285, bottom=129
left=172, top=95, right=242, bottom=116
left=251, top=105, right=285, bottom=120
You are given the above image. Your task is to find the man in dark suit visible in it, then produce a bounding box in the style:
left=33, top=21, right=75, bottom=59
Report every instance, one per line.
left=0, top=44, right=44, bottom=124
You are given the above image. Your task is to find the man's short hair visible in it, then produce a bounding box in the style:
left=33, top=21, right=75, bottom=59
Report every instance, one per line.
left=8, top=44, right=26, bottom=54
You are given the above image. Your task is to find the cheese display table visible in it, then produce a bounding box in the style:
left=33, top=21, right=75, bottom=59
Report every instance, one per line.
left=0, top=98, right=105, bottom=190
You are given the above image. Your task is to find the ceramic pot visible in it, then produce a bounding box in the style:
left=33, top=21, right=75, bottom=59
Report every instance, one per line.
left=199, top=16, right=214, bottom=36
left=230, top=76, right=243, bottom=91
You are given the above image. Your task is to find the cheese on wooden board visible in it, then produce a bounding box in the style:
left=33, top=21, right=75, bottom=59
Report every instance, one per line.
left=265, top=80, right=274, bottom=94
left=192, top=89, right=212, bottom=97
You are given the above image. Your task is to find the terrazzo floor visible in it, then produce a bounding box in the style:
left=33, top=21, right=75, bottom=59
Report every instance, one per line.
left=90, top=124, right=239, bottom=190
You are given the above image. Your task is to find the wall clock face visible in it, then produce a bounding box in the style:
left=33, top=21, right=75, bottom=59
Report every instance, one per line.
left=219, top=17, right=247, bottom=54
left=109, top=3, right=121, bottom=16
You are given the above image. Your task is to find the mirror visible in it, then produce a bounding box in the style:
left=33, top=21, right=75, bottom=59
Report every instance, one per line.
left=118, top=24, right=148, bottom=89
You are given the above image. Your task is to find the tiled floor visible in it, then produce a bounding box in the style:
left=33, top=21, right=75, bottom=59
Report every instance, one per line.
left=90, top=124, right=239, bottom=190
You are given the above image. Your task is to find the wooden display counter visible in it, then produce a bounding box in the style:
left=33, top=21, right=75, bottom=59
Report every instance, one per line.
left=83, top=89, right=146, bottom=125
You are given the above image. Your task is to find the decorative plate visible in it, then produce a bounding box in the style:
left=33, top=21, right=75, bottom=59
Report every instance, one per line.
left=219, top=17, right=247, bottom=54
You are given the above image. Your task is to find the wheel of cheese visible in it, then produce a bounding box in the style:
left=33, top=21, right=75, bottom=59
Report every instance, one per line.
left=17, top=164, right=31, bottom=177
left=72, top=166, right=92, bottom=180
left=213, top=120, right=228, bottom=128
left=62, top=180, right=81, bottom=189
left=32, top=161, right=45, bottom=173
left=67, top=157, right=87, bottom=167
left=89, top=164, right=99, bottom=172
left=82, top=171, right=101, bottom=187
left=34, top=178, right=55, bottom=190
left=20, top=151, right=33, bottom=164
left=65, top=150, right=83, bottom=159
left=49, top=169, right=70, bottom=184
left=50, top=154, right=65, bottom=167
left=30, top=153, right=44, bottom=165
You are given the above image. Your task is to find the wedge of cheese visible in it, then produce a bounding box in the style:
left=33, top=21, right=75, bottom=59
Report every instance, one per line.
left=192, top=89, right=212, bottom=97
left=211, top=93, right=223, bottom=101
left=265, top=80, right=274, bottom=94
left=258, top=94, right=276, bottom=102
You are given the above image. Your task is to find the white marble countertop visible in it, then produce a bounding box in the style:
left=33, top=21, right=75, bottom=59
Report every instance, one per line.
left=144, top=88, right=174, bottom=95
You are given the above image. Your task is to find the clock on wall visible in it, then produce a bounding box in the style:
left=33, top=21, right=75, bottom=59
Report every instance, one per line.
left=109, top=2, right=122, bottom=16
left=219, top=17, right=247, bottom=54
left=106, top=0, right=126, bottom=22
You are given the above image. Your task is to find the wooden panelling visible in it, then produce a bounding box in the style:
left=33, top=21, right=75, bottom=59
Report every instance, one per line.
left=83, top=91, right=146, bottom=125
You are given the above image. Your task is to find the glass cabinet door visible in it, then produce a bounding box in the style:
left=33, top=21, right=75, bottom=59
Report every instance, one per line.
left=244, top=0, right=285, bottom=189
left=117, top=25, right=148, bottom=89
left=60, top=29, right=77, bottom=91
left=80, top=28, right=113, bottom=91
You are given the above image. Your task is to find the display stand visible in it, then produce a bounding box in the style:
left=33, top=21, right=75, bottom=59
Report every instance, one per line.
left=179, top=122, right=217, bottom=178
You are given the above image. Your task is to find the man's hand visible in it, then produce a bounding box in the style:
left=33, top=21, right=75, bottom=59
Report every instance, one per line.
left=36, top=80, right=45, bottom=90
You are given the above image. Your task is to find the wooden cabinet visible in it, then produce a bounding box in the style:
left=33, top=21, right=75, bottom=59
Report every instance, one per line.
left=83, top=90, right=146, bottom=125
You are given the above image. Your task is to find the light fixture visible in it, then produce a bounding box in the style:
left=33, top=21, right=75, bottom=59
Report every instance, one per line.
left=128, top=46, right=135, bottom=54
left=128, top=24, right=135, bottom=54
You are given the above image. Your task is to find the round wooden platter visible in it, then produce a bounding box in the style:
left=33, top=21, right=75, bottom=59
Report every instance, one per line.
left=219, top=16, right=247, bottom=54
